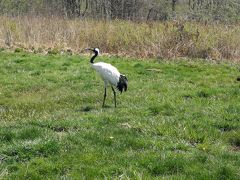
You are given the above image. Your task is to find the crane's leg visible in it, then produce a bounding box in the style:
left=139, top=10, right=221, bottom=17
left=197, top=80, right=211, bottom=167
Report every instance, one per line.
left=111, top=86, right=116, bottom=108
left=102, top=87, right=107, bottom=108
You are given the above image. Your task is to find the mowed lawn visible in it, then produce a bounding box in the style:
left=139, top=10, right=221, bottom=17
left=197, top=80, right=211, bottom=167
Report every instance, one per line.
left=0, top=51, right=239, bottom=179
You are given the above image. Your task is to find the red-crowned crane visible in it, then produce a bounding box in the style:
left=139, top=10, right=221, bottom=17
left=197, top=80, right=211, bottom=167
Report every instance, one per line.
left=85, top=48, right=128, bottom=108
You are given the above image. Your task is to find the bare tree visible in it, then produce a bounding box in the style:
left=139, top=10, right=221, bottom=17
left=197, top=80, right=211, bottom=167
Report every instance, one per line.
left=0, top=0, right=239, bottom=22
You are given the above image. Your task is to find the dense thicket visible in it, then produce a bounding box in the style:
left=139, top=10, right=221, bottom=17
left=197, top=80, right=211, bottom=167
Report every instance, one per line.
left=0, top=0, right=239, bottom=22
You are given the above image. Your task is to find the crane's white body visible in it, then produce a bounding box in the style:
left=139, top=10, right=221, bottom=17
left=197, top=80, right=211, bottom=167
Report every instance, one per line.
left=91, top=62, right=120, bottom=87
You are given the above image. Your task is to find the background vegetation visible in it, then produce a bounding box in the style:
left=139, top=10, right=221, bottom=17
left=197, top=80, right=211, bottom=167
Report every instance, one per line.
left=0, top=17, right=239, bottom=61
left=0, top=1, right=239, bottom=61
left=0, top=0, right=240, bottom=22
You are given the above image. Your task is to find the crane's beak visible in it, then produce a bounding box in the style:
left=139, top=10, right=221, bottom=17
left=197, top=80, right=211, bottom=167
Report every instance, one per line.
left=85, top=48, right=94, bottom=52
left=80, top=48, right=94, bottom=53
left=80, top=48, right=100, bottom=55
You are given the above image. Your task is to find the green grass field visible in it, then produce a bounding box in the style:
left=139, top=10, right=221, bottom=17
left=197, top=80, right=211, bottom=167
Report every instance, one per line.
left=0, top=51, right=239, bottom=179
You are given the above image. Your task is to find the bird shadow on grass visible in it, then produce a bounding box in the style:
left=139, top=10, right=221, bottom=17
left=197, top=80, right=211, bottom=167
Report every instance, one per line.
left=76, top=104, right=122, bottom=113
left=78, top=106, right=93, bottom=112
left=78, top=105, right=110, bottom=112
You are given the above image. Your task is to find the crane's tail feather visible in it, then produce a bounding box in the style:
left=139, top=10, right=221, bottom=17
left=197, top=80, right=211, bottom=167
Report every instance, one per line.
left=117, top=74, right=128, bottom=93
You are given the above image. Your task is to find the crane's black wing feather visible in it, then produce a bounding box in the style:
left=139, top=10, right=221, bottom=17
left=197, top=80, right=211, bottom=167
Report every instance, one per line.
left=117, top=74, right=128, bottom=93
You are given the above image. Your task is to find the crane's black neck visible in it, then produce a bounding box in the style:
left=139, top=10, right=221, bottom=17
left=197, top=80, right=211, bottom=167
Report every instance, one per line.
left=90, top=51, right=98, bottom=64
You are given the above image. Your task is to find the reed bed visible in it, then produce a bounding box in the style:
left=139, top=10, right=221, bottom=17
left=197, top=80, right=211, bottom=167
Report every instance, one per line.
left=0, top=16, right=239, bottom=61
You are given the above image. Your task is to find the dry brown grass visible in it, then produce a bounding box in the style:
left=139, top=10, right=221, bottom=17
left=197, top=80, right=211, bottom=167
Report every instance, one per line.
left=0, top=16, right=239, bottom=61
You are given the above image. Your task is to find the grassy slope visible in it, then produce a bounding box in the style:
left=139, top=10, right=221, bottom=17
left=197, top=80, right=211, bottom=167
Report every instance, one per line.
left=0, top=51, right=239, bottom=179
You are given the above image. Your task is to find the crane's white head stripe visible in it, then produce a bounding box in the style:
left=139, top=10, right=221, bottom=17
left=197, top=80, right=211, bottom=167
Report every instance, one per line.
left=94, top=48, right=100, bottom=54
